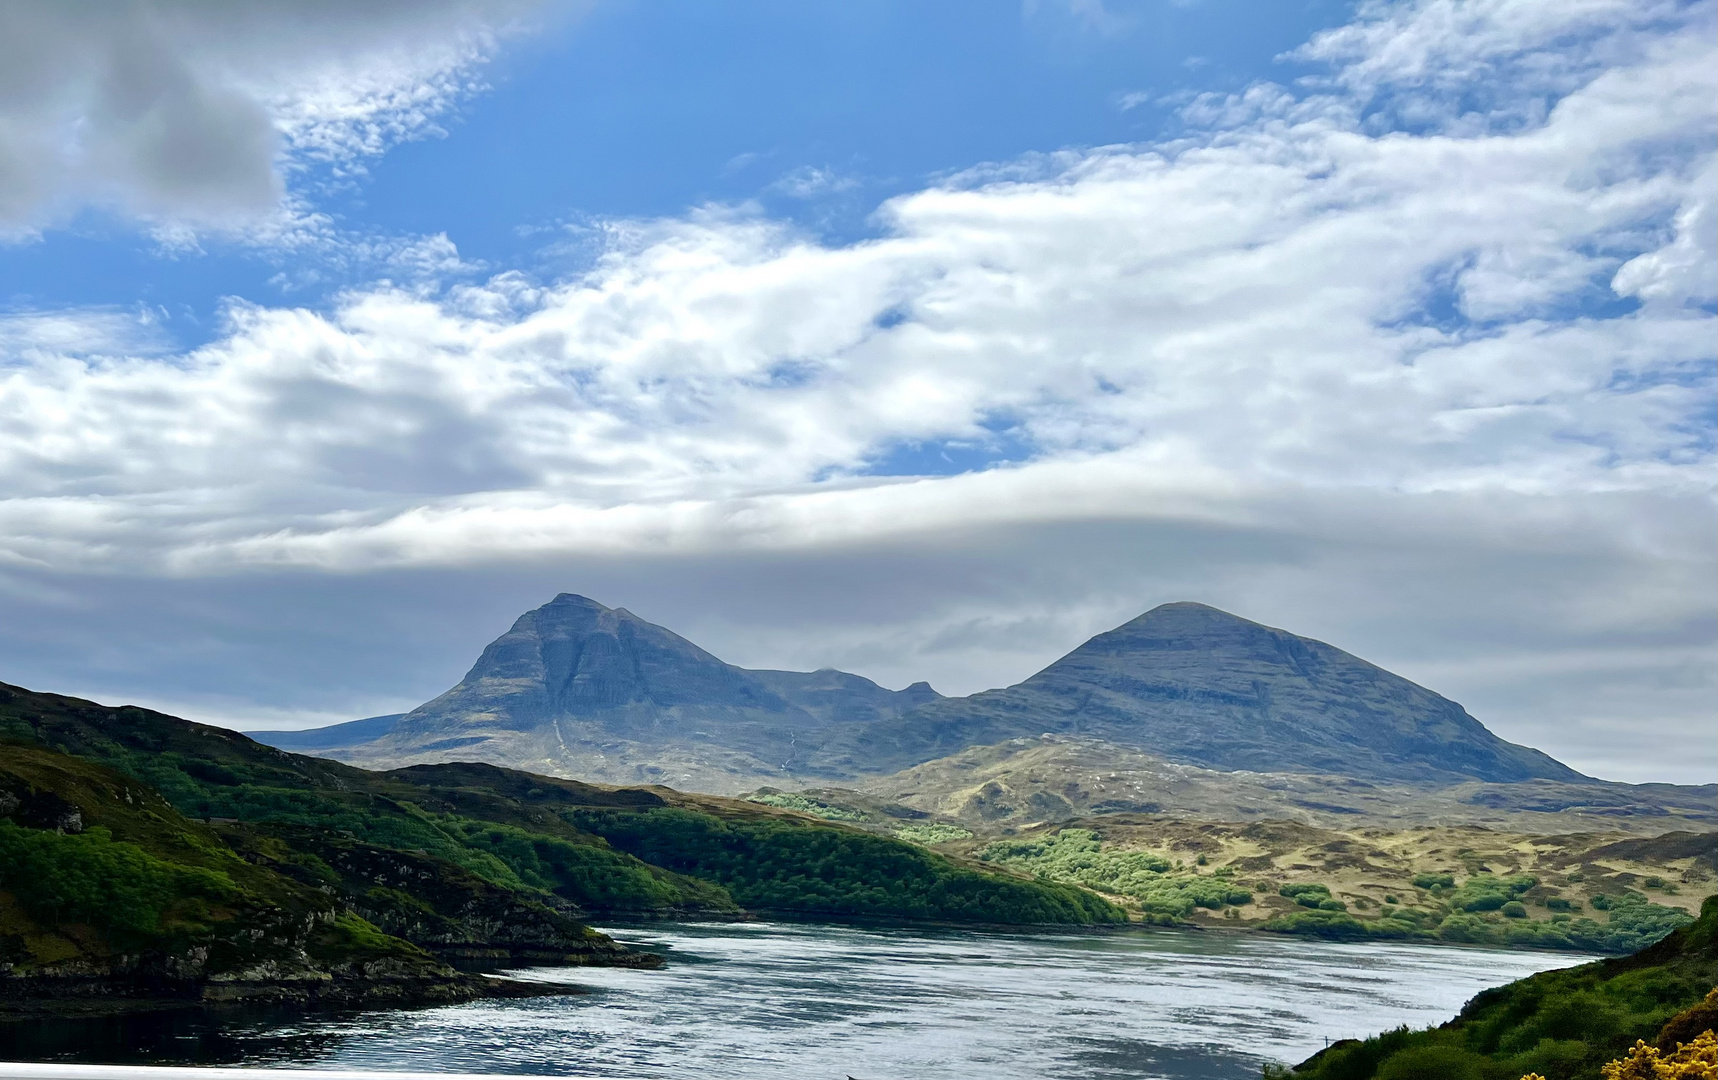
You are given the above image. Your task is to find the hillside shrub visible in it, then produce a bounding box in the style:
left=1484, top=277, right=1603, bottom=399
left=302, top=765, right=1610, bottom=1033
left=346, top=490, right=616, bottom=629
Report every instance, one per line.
left=744, top=793, right=867, bottom=822
left=1281, top=883, right=1334, bottom=908
left=1598, top=1029, right=1718, bottom=1080
left=0, top=820, right=236, bottom=942
left=978, top=829, right=1249, bottom=917
left=893, top=824, right=972, bottom=845
left=1449, top=874, right=1538, bottom=914
left=572, top=808, right=1125, bottom=925
left=438, top=818, right=730, bottom=912
left=1287, top=897, right=1718, bottom=1080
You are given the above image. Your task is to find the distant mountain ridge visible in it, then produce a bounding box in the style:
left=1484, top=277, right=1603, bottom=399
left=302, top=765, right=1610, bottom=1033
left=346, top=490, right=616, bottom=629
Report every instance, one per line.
left=813, top=601, right=1584, bottom=786
left=256, top=594, right=1607, bottom=798
left=273, top=594, right=940, bottom=791
left=249, top=712, right=404, bottom=751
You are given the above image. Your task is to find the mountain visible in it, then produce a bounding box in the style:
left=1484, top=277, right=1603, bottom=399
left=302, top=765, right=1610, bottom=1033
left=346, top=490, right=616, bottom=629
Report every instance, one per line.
left=813, top=602, right=1586, bottom=786
left=248, top=712, right=403, bottom=751
left=318, top=593, right=940, bottom=792
left=278, top=595, right=1619, bottom=799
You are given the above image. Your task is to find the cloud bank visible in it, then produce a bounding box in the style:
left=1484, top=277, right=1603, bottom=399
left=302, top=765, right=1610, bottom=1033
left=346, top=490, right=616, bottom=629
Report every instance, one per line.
left=0, top=0, right=1712, bottom=782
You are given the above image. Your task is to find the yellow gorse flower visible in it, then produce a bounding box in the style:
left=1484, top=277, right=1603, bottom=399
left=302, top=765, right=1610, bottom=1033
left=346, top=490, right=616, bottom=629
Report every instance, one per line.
left=1592, top=1029, right=1718, bottom=1080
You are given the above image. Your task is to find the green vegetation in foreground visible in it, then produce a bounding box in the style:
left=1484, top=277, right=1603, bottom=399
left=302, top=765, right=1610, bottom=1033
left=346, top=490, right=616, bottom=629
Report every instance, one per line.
left=1273, top=895, right=1718, bottom=1080
left=1260, top=872, right=1693, bottom=954
left=2, top=681, right=1121, bottom=935
left=569, top=807, right=1127, bottom=924
left=0, top=742, right=428, bottom=979
left=744, top=792, right=868, bottom=822
left=436, top=816, right=735, bottom=912
left=979, top=828, right=1252, bottom=920
left=0, top=820, right=237, bottom=943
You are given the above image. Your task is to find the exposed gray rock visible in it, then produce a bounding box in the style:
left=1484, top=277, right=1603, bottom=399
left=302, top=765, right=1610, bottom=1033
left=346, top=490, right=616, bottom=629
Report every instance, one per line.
left=816, top=602, right=1586, bottom=785
left=304, top=595, right=1620, bottom=797
left=329, top=594, right=938, bottom=789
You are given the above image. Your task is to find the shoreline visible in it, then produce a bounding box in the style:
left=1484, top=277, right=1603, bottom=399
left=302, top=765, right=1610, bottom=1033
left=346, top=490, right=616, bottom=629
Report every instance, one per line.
left=0, top=971, right=590, bottom=1028
left=593, top=907, right=1623, bottom=959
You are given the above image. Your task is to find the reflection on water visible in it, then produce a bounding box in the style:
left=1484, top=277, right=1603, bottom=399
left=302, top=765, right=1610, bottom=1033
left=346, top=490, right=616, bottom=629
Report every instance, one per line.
left=1, top=1007, right=353, bottom=1068
left=2, top=921, right=1591, bottom=1080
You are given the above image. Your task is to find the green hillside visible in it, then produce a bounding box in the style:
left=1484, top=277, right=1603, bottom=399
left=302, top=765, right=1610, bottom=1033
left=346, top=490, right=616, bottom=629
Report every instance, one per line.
left=0, top=741, right=488, bottom=1006
left=1278, top=894, right=1718, bottom=1079
left=572, top=805, right=1123, bottom=924
left=0, top=678, right=1123, bottom=996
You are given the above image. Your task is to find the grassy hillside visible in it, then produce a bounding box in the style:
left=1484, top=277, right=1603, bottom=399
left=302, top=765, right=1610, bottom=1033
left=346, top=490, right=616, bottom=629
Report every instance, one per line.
left=856, top=735, right=1716, bottom=835
left=938, top=817, right=1710, bottom=953
left=1276, top=895, right=1718, bottom=1079
left=0, top=681, right=1123, bottom=934
left=0, top=742, right=466, bottom=1000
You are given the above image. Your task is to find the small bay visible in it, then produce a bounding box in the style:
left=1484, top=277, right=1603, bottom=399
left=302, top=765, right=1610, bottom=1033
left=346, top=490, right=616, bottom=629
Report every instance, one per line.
left=15, top=922, right=1593, bottom=1080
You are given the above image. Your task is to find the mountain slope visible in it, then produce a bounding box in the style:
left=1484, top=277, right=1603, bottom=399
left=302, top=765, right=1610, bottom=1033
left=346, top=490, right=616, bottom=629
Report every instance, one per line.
left=855, top=735, right=1716, bottom=834
left=327, top=593, right=939, bottom=791
left=247, top=713, right=404, bottom=751
left=815, top=602, right=1586, bottom=785
left=0, top=740, right=562, bottom=1009
left=0, top=680, right=1119, bottom=937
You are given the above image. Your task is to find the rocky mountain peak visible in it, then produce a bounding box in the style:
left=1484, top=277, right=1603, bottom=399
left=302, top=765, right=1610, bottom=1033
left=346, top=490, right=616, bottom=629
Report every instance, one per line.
left=258, top=594, right=1592, bottom=796
left=295, top=593, right=954, bottom=792
left=448, top=594, right=778, bottom=723
left=823, top=601, right=1587, bottom=786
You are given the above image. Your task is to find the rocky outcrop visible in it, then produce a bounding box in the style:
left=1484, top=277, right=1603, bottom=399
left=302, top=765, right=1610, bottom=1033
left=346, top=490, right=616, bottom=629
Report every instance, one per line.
left=220, top=823, right=660, bottom=968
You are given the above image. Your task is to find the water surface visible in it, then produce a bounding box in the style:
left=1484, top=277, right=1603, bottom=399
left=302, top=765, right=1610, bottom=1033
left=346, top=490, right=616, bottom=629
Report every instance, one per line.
left=9, top=921, right=1592, bottom=1080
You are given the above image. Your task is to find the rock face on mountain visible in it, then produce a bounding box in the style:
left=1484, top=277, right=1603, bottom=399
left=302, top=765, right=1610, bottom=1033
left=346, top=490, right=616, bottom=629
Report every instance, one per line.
left=300, top=595, right=1597, bottom=797
left=815, top=602, right=1585, bottom=786
left=325, top=594, right=940, bottom=792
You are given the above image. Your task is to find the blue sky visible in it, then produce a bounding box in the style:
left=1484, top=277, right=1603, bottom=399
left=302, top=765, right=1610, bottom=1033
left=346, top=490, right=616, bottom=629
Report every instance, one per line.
left=0, top=0, right=1712, bottom=783
left=1, top=1, right=1357, bottom=348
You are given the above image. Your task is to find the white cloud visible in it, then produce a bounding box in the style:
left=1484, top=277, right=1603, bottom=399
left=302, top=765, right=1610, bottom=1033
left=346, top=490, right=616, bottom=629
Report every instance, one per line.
left=0, top=0, right=1712, bottom=780
left=1612, top=161, right=1718, bottom=306
left=769, top=166, right=862, bottom=200
left=0, top=0, right=546, bottom=237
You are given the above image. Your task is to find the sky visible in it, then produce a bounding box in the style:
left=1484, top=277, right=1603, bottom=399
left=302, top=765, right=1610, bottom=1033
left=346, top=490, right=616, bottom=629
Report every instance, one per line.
left=0, top=0, right=1712, bottom=785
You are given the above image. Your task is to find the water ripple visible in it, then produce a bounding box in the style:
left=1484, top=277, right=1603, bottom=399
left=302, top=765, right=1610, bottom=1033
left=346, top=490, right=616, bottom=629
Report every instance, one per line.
left=12, top=922, right=1593, bottom=1080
